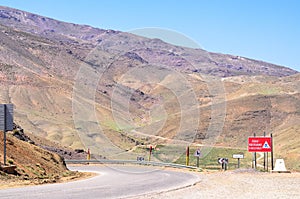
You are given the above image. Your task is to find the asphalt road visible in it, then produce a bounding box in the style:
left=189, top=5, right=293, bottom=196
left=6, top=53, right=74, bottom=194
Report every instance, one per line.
left=0, top=165, right=200, bottom=199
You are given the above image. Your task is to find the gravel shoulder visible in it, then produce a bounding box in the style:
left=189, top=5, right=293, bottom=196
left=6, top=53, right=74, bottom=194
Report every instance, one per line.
left=1, top=166, right=299, bottom=199
left=133, top=169, right=300, bottom=199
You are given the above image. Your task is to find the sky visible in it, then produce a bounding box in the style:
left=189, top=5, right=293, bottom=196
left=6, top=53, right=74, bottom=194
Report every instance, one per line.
left=1, top=0, right=300, bottom=72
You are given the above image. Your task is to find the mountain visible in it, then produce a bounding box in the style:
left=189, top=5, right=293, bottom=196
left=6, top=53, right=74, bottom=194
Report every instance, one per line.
left=0, top=6, right=299, bottom=170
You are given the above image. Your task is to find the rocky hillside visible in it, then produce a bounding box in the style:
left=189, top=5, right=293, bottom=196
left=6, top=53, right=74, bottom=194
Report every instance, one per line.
left=0, top=131, right=70, bottom=182
left=0, top=6, right=299, bottom=170
left=0, top=123, right=89, bottom=185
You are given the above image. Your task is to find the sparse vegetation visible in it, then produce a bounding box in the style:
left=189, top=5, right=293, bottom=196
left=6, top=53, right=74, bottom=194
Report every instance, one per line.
left=173, top=147, right=252, bottom=170
left=0, top=6, right=298, bottom=172
left=7, top=159, right=14, bottom=165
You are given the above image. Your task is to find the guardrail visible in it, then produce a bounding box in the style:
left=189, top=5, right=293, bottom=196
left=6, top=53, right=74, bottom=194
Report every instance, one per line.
left=65, top=159, right=198, bottom=169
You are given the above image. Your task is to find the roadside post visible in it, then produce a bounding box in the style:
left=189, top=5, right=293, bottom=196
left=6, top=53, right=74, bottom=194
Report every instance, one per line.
left=87, top=148, right=91, bottom=160
left=186, top=146, right=189, bottom=166
left=224, top=158, right=228, bottom=170
left=0, top=104, right=14, bottom=166
left=232, top=154, right=244, bottom=168
left=148, top=145, right=153, bottom=161
left=194, top=148, right=201, bottom=167
left=218, top=158, right=228, bottom=171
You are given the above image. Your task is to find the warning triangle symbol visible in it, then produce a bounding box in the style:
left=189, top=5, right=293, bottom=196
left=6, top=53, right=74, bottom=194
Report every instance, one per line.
left=262, top=141, right=270, bottom=149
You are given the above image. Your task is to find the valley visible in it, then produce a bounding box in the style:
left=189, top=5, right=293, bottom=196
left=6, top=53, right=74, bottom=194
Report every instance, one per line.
left=0, top=6, right=299, bottom=171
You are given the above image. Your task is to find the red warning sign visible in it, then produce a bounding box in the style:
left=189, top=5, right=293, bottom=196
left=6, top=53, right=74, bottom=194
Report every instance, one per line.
left=248, top=137, right=272, bottom=152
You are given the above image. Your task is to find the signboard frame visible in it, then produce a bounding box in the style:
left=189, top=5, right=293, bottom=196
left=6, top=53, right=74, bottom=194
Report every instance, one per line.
left=0, top=104, right=13, bottom=131
left=232, top=154, right=244, bottom=159
left=248, top=137, right=272, bottom=152
left=194, top=149, right=201, bottom=157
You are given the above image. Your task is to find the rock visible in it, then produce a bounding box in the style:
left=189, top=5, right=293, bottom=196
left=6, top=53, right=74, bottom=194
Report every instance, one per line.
left=272, top=159, right=291, bottom=173
left=75, top=149, right=85, bottom=153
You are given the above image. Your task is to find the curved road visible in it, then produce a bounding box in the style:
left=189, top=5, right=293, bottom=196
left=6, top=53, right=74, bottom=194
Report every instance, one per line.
left=0, top=165, right=200, bottom=199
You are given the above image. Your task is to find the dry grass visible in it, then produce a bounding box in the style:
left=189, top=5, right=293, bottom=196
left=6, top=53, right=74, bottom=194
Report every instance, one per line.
left=0, top=8, right=299, bottom=171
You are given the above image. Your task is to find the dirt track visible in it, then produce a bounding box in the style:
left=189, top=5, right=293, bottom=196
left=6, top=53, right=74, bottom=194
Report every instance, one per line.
left=133, top=169, right=300, bottom=199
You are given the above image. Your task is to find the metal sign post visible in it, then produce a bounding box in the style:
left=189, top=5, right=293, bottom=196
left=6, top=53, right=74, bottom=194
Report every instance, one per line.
left=0, top=104, right=14, bottom=165
left=232, top=154, right=244, bottom=168
left=266, top=151, right=269, bottom=171
left=271, top=133, right=274, bottom=170
left=194, top=148, right=201, bottom=168
left=263, top=132, right=266, bottom=171
left=4, top=123, right=6, bottom=165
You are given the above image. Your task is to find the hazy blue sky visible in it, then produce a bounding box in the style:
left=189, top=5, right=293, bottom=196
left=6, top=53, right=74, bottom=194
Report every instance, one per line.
left=1, top=0, right=299, bottom=72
